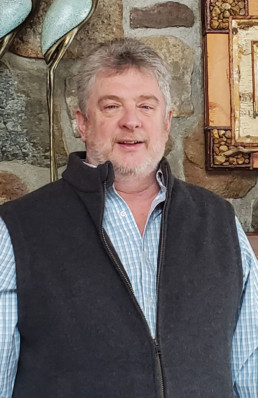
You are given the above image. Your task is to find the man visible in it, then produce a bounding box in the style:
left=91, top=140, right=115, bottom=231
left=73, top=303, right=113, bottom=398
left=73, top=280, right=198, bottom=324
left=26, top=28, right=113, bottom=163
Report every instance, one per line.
left=0, top=38, right=257, bottom=397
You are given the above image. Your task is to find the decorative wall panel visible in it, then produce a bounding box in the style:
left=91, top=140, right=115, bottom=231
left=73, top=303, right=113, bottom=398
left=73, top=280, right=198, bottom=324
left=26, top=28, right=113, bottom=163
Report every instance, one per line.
left=202, top=0, right=258, bottom=169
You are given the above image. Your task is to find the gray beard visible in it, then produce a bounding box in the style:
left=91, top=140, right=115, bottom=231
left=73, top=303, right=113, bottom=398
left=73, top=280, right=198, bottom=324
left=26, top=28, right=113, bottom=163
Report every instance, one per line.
left=86, top=142, right=164, bottom=177
left=112, top=158, right=160, bottom=177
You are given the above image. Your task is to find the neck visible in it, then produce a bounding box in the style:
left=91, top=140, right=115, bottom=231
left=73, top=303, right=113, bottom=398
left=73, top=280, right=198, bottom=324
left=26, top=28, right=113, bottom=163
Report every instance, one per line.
left=114, top=171, right=160, bottom=236
left=114, top=171, right=159, bottom=199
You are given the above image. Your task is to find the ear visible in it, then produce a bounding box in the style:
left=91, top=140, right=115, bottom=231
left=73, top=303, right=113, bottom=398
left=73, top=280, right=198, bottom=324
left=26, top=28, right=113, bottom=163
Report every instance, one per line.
left=76, top=109, right=88, bottom=143
left=164, top=110, right=173, bottom=136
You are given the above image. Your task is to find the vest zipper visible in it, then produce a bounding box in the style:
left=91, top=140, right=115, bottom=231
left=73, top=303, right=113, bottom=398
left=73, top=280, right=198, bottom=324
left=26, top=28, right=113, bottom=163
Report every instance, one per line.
left=101, top=180, right=167, bottom=398
left=154, top=164, right=169, bottom=398
left=154, top=340, right=165, bottom=398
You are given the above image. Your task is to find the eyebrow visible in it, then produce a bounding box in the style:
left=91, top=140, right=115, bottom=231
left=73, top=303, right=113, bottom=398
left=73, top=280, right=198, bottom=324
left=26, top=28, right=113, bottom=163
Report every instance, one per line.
left=138, top=95, right=160, bottom=104
left=98, top=95, right=121, bottom=105
left=98, top=95, right=160, bottom=105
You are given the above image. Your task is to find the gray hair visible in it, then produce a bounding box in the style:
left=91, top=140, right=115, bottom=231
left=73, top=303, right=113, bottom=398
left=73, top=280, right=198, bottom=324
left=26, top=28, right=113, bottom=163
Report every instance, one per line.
left=77, top=38, right=172, bottom=119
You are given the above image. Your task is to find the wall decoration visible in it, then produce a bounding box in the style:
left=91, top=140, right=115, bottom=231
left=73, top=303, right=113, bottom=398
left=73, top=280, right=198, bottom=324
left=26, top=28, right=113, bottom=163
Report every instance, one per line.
left=230, top=17, right=258, bottom=146
left=41, top=0, right=99, bottom=181
left=252, top=40, right=258, bottom=117
left=202, top=0, right=258, bottom=169
left=0, top=0, right=33, bottom=57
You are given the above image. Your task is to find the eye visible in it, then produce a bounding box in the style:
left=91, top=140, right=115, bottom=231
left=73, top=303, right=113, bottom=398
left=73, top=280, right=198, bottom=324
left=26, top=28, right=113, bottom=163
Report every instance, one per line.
left=139, top=104, right=154, bottom=111
left=102, top=103, right=121, bottom=113
left=105, top=104, right=119, bottom=109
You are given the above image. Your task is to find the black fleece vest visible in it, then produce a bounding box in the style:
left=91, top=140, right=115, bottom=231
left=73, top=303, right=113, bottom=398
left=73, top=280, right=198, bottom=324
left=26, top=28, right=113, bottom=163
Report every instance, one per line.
left=0, top=152, right=242, bottom=398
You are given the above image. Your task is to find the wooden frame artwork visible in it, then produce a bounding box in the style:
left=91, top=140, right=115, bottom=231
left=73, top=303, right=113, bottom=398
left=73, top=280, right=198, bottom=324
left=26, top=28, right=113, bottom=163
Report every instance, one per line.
left=230, top=17, right=258, bottom=146
left=202, top=0, right=258, bottom=169
left=252, top=40, right=258, bottom=117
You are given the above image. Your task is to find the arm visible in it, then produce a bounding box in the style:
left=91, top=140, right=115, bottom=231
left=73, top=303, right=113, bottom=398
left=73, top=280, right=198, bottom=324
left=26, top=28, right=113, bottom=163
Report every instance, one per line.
left=232, top=218, right=258, bottom=398
left=0, top=218, right=20, bottom=398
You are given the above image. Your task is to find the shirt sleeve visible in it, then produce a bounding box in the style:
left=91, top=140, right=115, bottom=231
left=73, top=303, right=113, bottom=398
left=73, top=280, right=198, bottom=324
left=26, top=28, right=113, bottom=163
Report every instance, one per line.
left=232, top=218, right=258, bottom=398
left=0, top=217, right=20, bottom=398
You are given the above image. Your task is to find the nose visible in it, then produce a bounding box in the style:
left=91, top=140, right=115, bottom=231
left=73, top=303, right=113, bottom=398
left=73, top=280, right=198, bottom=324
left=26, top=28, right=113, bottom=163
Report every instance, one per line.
left=119, top=107, right=142, bottom=131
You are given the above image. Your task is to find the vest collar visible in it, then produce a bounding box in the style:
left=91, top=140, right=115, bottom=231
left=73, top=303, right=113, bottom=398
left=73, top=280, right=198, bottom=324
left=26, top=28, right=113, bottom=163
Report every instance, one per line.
left=62, top=152, right=115, bottom=192
left=62, top=151, right=173, bottom=193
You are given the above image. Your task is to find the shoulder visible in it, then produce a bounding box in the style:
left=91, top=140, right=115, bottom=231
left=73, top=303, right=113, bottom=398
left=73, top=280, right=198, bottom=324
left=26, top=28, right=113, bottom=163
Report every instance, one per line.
left=162, top=158, right=232, bottom=211
left=172, top=177, right=234, bottom=214
left=0, top=179, right=68, bottom=213
left=0, top=179, right=73, bottom=231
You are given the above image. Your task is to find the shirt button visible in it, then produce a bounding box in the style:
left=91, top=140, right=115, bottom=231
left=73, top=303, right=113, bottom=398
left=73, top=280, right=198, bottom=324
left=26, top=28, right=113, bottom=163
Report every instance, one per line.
left=119, top=210, right=126, bottom=218
left=149, top=297, right=154, bottom=306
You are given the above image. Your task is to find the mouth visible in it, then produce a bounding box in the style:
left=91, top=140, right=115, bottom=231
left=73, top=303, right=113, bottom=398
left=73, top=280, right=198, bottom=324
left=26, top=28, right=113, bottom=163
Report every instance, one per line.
left=116, top=140, right=144, bottom=151
left=117, top=140, right=143, bottom=145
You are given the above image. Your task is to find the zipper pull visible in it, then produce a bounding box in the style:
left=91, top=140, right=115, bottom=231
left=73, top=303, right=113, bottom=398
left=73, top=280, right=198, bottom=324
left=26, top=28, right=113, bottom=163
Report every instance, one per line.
left=154, top=340, right=161, bottom=355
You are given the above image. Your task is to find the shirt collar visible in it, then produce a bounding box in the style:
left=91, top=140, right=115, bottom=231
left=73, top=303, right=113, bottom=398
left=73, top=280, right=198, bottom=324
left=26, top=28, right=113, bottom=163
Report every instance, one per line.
left=84, top=161, right=167, bottom=195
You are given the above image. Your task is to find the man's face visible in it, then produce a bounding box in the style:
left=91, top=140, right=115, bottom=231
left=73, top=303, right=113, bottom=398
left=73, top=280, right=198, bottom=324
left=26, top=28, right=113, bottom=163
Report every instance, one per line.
left=76, top=67, right=172, bottom=177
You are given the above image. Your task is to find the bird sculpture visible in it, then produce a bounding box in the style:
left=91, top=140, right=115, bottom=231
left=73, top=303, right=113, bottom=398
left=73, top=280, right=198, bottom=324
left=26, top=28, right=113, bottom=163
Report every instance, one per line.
left=0, top=0, right=33, bottom=58
left=41, top=0, right=99, bottom=182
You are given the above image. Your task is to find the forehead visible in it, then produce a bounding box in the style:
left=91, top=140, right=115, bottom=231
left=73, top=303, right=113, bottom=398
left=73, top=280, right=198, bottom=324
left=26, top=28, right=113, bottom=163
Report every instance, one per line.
left=90, top=67, right=162, bottom=98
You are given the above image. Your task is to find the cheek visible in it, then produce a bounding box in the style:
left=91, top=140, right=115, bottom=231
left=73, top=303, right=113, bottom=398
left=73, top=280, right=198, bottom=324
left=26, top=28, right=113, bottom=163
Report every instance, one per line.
left=152, top=121, right=169, bottom=140
left=97, top=121, right=119, bottom=141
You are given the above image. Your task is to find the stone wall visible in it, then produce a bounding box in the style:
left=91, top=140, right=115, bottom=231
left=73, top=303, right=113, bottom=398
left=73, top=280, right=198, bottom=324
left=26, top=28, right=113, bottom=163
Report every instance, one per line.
left=0, top=0, right=258, bottom=231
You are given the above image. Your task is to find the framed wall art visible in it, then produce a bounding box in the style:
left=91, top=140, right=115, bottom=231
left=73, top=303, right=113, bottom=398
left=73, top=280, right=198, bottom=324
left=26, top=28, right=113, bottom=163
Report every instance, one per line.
left=202, top=0, right=258, bottom=169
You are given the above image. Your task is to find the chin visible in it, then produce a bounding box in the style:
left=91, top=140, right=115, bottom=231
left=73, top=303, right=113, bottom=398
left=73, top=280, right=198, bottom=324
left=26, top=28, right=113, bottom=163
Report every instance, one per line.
left=112, top=158, right=160, bottom=177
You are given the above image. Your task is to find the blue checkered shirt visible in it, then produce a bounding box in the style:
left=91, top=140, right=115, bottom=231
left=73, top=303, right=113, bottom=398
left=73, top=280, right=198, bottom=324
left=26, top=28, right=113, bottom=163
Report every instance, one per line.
left=0, top=175, right=257, bottom=397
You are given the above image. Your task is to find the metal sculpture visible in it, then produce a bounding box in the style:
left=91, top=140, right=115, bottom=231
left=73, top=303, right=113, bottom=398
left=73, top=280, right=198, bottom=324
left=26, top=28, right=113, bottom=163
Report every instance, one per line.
left=0, top=0, right=33, bottom=58
left=41, top=0, right=99, bottom=182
